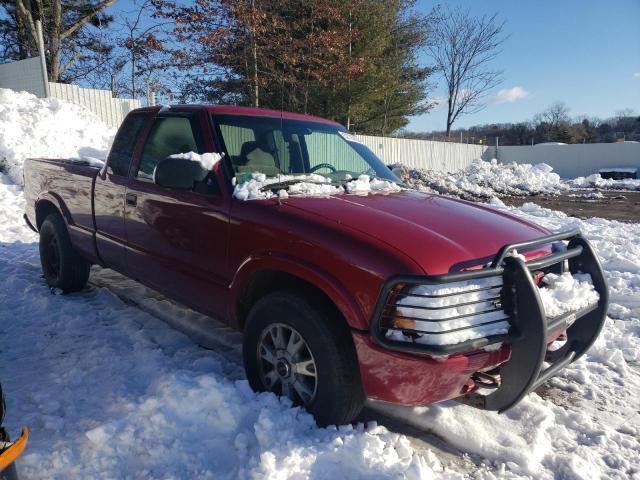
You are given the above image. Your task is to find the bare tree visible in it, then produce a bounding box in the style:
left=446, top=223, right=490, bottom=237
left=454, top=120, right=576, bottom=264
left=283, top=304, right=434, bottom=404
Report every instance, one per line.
left=534, top=101, right=570, bottom=130
left=428, top=8, right=506, bottom=136
left=12, top=0, right=118, bottom=82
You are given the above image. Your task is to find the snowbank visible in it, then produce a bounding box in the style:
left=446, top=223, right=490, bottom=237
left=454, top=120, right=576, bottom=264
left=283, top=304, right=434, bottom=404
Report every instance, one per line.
left=567, top=173, right=640, bottom=191
left=392, top=159, right=568, bottom=200
left=393, top=159, right=640, bottom=199
left=0, top=88, right=114, bottom=184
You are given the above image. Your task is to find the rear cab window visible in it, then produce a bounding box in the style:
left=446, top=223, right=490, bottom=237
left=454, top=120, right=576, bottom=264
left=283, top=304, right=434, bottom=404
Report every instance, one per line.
left=106, top=113, right=147, bottom=177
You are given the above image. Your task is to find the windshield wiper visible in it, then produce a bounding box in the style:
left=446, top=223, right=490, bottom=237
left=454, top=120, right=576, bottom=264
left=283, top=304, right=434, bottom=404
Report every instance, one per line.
left=258, top=179, right=331, bottom=192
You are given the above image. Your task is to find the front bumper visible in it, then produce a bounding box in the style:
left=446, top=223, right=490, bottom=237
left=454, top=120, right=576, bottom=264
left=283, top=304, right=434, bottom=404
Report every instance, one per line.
left=369, top=229, right=609, bottom=412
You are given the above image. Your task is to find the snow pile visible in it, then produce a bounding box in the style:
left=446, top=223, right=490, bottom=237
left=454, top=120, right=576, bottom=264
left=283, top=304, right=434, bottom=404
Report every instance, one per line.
left=346, top=174, right=402, bottom=194
left=233, top=172, right=401, bottom=200
left=232, top=173, right=341, bottom=200
left=567, top=173, right=640, bottom=191
left=169, top=151, right=224, bottom=170
left=0, top=88, right=114, bottom=184
left=538, top=272, right=600, bottom=318
left=392, top=159, right=568, bottom=201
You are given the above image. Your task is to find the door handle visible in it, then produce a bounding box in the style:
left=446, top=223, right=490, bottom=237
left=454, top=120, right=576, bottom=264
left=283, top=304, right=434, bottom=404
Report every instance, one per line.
left=125, top=193, right=137, bottom=206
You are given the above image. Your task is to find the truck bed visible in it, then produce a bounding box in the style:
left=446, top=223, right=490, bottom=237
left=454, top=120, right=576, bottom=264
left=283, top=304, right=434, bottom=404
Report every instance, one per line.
left=23, top=157, right=103, bottom=264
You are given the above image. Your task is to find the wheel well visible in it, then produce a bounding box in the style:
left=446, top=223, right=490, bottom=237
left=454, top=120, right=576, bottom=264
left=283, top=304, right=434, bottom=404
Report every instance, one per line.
left=35, top=200, right=61, bottom=230
left=237, top=270, right=346, bottom=332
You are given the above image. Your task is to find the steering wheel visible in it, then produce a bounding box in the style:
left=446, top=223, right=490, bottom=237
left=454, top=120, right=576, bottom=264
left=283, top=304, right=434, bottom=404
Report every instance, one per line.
left=309, top=163, right=337, bottom=173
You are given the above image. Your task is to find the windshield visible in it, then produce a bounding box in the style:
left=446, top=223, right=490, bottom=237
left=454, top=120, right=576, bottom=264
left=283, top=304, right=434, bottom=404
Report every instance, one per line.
left=212, top=114, right=400, bottom=185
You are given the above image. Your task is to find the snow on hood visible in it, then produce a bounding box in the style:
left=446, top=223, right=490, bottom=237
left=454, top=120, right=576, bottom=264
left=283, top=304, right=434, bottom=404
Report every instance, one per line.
left=168, top=151, right=224, bottom=170
left=0, top=88, right=114, bottom=184
left=233, top=173, right=400, bottom=201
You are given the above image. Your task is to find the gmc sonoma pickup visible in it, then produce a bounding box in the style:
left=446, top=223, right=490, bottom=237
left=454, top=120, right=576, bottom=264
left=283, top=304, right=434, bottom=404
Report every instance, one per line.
left=23, top=105, right=608, bottom=426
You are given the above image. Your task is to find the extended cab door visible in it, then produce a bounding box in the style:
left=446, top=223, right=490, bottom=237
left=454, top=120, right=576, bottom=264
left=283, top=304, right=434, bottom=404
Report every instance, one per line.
left=94, top=112, right=149, bottom=273
left=123, top=110, right=230, bottom=318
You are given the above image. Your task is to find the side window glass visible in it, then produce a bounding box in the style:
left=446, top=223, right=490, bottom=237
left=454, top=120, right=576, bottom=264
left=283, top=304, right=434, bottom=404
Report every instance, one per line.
left=106, top=113, right=146, bottom=176
left=137, top=116, right=202, bottom=180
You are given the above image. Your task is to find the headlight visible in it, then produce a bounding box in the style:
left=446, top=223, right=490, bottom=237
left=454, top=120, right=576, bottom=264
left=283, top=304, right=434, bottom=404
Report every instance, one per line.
left=381, top=276, right=511, bottom=346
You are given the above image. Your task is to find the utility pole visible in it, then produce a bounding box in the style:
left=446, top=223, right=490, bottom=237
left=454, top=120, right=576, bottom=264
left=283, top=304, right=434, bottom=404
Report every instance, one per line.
left=35, top=20, right=50, bottom=97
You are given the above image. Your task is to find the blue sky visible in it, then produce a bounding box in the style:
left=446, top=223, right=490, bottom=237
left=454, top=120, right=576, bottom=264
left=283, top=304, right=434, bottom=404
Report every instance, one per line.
left=409, top=0, right=640, bottom=132
left=105, top=0, right=640, bottom=132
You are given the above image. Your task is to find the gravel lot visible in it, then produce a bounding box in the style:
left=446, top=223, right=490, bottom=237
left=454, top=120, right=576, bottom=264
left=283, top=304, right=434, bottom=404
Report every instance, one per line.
left=504, top=190, right=640, bottom=223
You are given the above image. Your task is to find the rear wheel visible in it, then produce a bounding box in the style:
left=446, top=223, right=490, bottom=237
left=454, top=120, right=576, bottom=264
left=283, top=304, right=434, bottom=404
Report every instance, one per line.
left=39, top=213, right=90, bottom=292
left=243, top=290, right=364, bottom=426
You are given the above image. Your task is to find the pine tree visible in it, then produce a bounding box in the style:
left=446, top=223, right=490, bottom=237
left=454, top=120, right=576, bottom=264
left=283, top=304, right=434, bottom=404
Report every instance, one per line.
left=153, top=0, right=436, bottom=134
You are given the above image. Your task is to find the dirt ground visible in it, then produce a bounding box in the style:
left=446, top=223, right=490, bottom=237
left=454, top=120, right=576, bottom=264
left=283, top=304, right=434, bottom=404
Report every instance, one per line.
left=503, top=190, right=640, bottom=223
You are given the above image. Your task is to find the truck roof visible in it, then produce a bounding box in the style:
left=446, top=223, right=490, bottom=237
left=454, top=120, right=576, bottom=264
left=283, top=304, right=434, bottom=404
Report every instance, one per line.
left=133, top=104, right=341, bottom=126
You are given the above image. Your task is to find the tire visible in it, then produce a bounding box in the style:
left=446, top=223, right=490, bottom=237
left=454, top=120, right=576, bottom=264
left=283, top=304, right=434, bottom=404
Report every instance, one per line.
left=243, top=290, right=364, bottom=427
left=39, top=213, right=90, bottom=292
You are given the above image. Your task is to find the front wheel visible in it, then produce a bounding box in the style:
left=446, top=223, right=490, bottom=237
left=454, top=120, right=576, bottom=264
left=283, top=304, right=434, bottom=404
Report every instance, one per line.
left=243, top=290, right=364, bottom=426
left=39, top=213, right=90, bottom=292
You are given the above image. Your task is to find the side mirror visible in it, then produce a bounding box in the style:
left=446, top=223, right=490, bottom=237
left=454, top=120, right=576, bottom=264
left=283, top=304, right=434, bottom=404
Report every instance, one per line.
left=153, top=157, right=209, bottom=190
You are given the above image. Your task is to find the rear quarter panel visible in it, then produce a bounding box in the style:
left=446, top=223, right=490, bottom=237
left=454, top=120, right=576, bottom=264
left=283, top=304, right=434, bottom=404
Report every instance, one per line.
left=23, top=158, right=100, bottom=263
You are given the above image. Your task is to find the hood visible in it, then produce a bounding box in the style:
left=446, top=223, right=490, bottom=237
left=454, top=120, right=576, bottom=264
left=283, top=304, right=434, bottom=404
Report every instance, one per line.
left=282, top=190, right=550, bottom=275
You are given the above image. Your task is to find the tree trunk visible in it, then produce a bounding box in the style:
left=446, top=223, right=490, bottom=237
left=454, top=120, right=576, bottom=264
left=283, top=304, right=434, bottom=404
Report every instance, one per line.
left=131, top=53, right=136, bottom=99
left=250, top=0, right=259, bottom=107
left=346, top=9, right=352, bottom=131
left=49, top=0, right=62, bottom=82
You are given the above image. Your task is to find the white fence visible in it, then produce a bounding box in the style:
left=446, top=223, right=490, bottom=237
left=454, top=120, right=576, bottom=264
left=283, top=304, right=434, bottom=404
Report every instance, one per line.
left=355, top=135, right=488, bottom=172
left=0, top=56, right=140, bottom=128
left=48, top=82, right=140, bottom=128
left=495, top=143, right=640, bottom=178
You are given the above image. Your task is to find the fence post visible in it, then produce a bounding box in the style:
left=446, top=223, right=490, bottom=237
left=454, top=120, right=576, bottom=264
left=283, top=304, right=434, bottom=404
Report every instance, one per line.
left=35, top=20, right=50, bottom=98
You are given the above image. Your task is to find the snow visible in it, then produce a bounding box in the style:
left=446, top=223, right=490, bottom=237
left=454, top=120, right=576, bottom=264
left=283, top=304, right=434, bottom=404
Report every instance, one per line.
left=385, top=269, right=600, bottom=346
left=538, top=272, right=599, bottom=318
left=393, top=158, right=640, bottom=199
left=1, top=89, right=639, bottom=479
left=232, top=173, right=341, bottom=200
left=377, top=200, right=640, bottom=479
left=392, top=159, right=568, bottom=200
left=567, top=173, right=640, bottom=191
left=0, top=171, right=450, bottom=479
left=233, top=172, right=400, bottom=200
left=345, top=174, right=402, bottom=194
left=168, top=151, right=224, bottom=170
left=0, top=88, right=114, bottom=184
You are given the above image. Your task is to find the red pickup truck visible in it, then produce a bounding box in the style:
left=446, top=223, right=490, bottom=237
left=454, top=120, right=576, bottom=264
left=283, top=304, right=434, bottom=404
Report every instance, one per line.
left=23, top=105, right=608, bottom=426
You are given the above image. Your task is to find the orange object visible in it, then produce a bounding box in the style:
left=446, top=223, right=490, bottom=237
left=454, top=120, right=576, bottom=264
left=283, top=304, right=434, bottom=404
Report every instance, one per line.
left=0, top=427, right=29, bottom=472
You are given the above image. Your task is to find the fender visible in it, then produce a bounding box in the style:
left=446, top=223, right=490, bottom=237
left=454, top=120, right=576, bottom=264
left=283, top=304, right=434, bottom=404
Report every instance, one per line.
left=35, top=191, right=74, bottom=228
left=227, top=252, right=371, bottom=331
left=35, top=191, right=101, bottom=264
